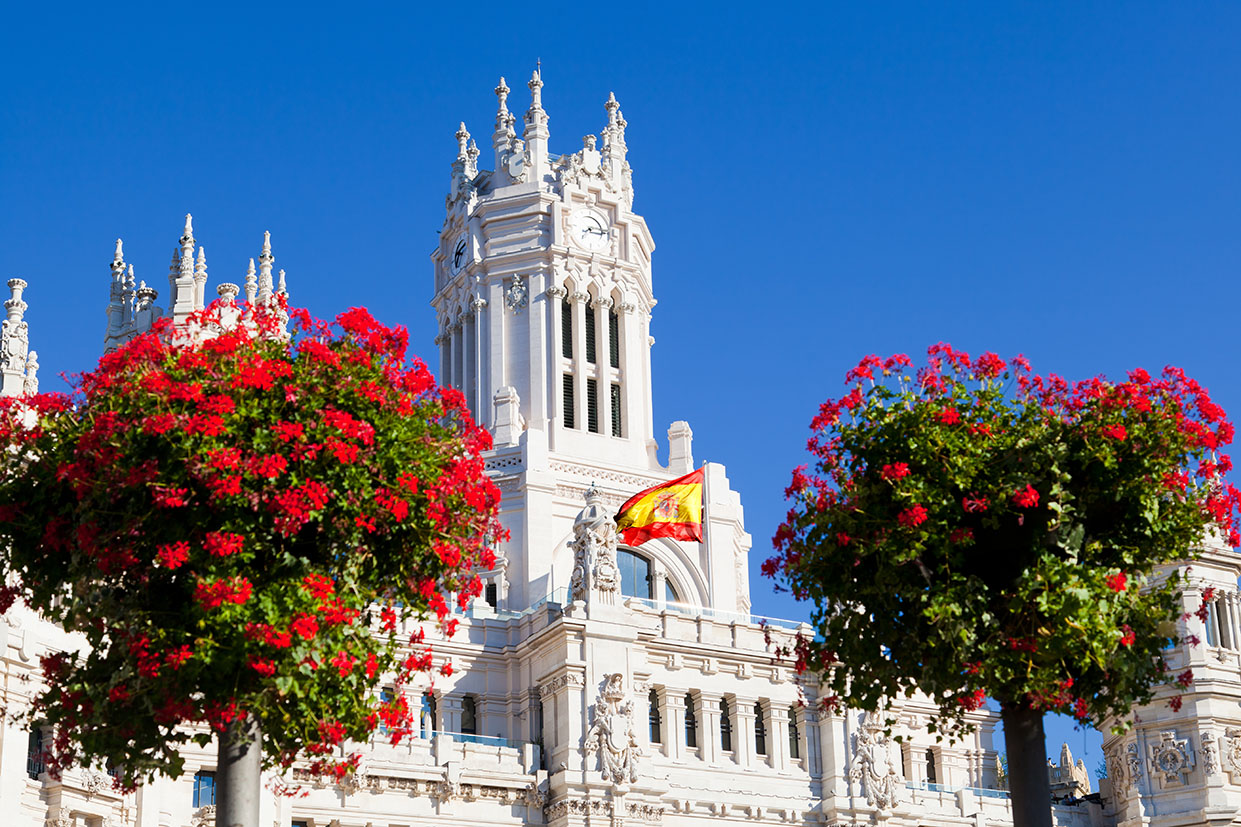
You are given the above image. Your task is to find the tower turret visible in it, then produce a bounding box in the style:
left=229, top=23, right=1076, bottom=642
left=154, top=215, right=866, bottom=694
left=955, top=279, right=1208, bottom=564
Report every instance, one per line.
left=1, top=278, right=33, bottom=396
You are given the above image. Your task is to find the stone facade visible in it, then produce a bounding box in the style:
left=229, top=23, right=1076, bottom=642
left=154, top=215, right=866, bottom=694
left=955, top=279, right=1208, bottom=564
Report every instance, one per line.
left=0, top=70, right=1234, bottom=827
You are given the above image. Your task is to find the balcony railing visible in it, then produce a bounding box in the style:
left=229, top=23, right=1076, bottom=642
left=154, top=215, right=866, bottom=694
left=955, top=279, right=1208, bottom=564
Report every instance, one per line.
left=905, top=780, right=1009, bottom=800
left=628, top=597, right=806, bottom=631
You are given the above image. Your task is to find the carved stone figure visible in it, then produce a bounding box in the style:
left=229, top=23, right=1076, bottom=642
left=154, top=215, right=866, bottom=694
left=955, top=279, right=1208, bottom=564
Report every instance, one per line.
left=848, top=710, right=901, bottom=810
left=583, top=673, right=641, bottom=784
left=1105, top=746, right=1126, bottom=790
left=1201, top=731, right=1219, bottom=776
left=504, top=276, right=528, bottom=312
left=1125, top=742, right=1143, bottom=791
left=569, top=486, right=621, bottom=603
left=1148, top=730, right=1195, bottom=784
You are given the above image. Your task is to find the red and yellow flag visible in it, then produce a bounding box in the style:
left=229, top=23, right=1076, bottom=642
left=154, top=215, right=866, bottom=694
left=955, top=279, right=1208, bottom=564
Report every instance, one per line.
left=615, top=468, right=704, bottom=546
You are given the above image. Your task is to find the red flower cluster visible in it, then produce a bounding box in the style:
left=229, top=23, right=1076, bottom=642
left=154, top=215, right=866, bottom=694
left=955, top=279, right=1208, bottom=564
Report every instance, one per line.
left=880, top=462, right=910, bottom=481
left=1105, top=572, right=1128, bottom=593
left=1011, top=484, right=1039, bottom=509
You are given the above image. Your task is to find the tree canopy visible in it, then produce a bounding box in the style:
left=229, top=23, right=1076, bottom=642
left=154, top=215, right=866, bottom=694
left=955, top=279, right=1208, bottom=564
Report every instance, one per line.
left=0, top=303, right=504, bottom=787
left=765, top=345, right=1240, bottom=733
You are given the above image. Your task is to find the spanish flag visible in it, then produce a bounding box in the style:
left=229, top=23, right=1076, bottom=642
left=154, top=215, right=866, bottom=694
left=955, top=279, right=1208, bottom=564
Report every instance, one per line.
left=615, top=468, right=704, bottom=546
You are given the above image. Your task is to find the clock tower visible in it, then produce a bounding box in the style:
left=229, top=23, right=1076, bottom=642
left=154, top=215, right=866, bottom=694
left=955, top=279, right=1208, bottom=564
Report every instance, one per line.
left=430, top=70, right=753, bottom=618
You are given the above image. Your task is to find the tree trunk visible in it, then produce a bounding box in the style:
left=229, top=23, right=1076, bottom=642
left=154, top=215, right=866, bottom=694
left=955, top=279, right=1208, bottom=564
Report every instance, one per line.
left=1000, top=701, right=1052, bottom=827
left=216, top=715, right=261, bottom=827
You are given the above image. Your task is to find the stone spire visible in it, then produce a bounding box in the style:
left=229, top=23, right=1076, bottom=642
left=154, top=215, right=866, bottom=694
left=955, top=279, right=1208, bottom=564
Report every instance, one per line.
left=602, top=92, right=628, bottom=189
left=194, top=246, right=208, bottom=311
left=493, top=76, right=514, bottom=167
left=523, top=65, right=550, bottom=181
left=257, top=231, right=274, bottom=305
left=1, top=278, right=31, bottom=396
left=105, top=239, right=128, bottom=345
left=171, top=214, right=198, bottom=323
left=244, top=258, right=257, bottom=306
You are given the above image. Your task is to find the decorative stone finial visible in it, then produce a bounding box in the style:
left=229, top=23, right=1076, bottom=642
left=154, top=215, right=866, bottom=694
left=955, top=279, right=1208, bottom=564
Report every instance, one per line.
left=23, top=351, right=39, bottom=395
left=456, top=122, right=471, bottom=160
left=495, top=77, right=510, bottom=113
left=180, top=213, right=194, bottom=245
left=528, top=67, right=543, bottom=109
left=258, top=232, right=274, bottom=304
left=6, top=278, right=28, bottom=322
left=244, top=258, right=257, bottom=306
left=195, top=247, right=207, bottom=280
left=277, top=269, right=287, bottom=295
left=605, top=92, right=619, bottom=125
left=113, top=239, right=124, bottom=265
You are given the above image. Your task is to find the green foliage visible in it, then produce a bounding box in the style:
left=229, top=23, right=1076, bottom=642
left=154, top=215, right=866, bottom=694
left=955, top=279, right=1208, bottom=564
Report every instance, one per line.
left=767, top=347, right=1239, bottom=735
left=0, top=304, right=504, bottom=786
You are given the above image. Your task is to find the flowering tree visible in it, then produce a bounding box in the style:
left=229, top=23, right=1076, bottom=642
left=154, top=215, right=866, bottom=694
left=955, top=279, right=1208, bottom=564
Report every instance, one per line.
left=0, top=303, right=503, bottom=820
left=765, top=345, right=1241, bottom=827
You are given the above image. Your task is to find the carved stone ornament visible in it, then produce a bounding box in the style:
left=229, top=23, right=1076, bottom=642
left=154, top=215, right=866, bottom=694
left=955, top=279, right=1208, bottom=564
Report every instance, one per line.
left=1202, top=731, right=1219, bottom=775
left=82, top=768, right=107, bottom=798
left=504, top=277, right=528, bottom=312
left=583, top=673, right=641, bottom=784
left=190, top=806, right=215, bottom=827
left=1125, top=742, right=1143, bottom=790
left=1105, top=746, right=1126, bottom=790
left=524, top=780, right=547, bottom=808
left=1224, top=727, right=1241, bottom=777
left=569, top=486, right=620, bottom=603
left=1, top=317, right=28, bottom=373
left=848, top=710, right=901, bottom=810
left=1148, top=730, right=1195, bottom=784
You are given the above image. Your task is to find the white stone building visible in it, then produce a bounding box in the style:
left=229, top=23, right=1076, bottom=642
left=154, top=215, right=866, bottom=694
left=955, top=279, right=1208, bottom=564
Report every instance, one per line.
left=0, top=70, right=1237, bottom=827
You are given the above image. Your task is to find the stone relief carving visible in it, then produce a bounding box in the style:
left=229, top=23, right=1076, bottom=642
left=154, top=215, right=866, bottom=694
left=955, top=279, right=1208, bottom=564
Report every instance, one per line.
left=583, top=672, right=641, bottom=784
left=1125, top=742, right=1143, bottom=790
left=569, top=486, right=620, bottom=604
left=1202, top=731, right=1219, bottom=775
left=1148, top=730, right=1195, bottom=784
left=504, top=276, right=528, bottom=312
left=524, top=780, right=548, bottom=808
left=539, top=671, right=585, bottom=698
left=1224, top=727, right=1241, bottom=777
left=1105, top=746, right=1126, bottom=790
left=23, top=350, right=38, bottom=395
left=82, top=768, right=108, bottom=798
left=189, top=807, right=215, bottom=827
left=848, top=710, right=901, bottom=810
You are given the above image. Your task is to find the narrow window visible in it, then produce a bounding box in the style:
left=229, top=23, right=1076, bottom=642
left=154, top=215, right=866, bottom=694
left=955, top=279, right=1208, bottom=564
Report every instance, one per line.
left=26, top=730, right=43, bottom=780
left=587, top=379, right=599, bottom=433
left=562, top=374, right=576, bottom=429
left=561, top=299, right=573, bottom=359
left=610, top=383, right=622, bottom=437
left=664, top=579, right=679, bottom=604
left=720, top=699, right=733, bottom=752
left=536, top=701, right=546, bottom=770
left=485, top=582, right=498, bottom=608
left=754, top=703, right=767, bottom=755
left=193, top=771, right=216, bottom=808
left=925, top=749, right=937, bottom=785
left=1217, top=598, right=1232, bottom=649
left=788, top=707, right=801, bottom=760
left=649, top=689, right=662, bottom=743
left=685, top=695, right=698, bottom=748
left=585, top=305, right=597, bottom=364
left=421, top=692, right=438, bottom=737
left=1206, top=600, right=1219, bottom=646
left=462, top=695, right=477, bottom=735
left=609, top=310, right=619, bottom=368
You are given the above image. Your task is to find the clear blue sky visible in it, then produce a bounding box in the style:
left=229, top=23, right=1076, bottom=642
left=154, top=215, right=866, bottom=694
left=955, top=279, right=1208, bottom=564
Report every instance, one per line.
left=4, top=1, right=1239, bottom=771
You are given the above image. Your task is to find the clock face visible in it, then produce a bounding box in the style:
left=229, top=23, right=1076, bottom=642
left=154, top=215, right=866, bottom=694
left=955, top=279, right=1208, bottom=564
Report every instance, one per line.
left=570, top=210, right=609, bottom=252
left=450, top=236, right=469, bottom=275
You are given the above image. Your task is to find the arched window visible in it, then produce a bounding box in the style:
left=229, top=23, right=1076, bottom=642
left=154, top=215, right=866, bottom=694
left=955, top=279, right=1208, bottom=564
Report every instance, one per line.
left=754, top=703, right=767, bottom=756
left=685, top=694, right=698, bottom=749
left=664, top=579, right=680, bottom=604
left=618, top=549, right=653, bottom=599
left=461, top=695, right=477, bottom=735
left=788, top=707, right=801, bottom=760
left=649, top=689, right=662, bottom=743
left=720, top=698, right=733, bottom=752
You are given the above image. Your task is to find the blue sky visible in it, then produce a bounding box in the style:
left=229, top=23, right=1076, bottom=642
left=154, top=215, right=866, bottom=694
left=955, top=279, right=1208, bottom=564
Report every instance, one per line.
left=4, top=1, right=1239, bottom=769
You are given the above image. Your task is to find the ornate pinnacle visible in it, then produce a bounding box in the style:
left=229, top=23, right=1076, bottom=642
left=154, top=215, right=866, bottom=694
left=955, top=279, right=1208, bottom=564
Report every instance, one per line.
left=495, top=77, right=510, bottom=113
left=258, top=233, right=274, bottom=303
left=605, top=92, right=619, bottom=125
left=113, top=238, right=124, bottom=266
left=180, top=213, right=194, bottom=245
left=456, top=122, right=471, bottom=160
left=194, top=247, right=208, bottom=281
left=528, top=67, right=543, bottom=109
left=277, top=269, right=287, bottom=295
left=244, top=258, right=257, bottom=305
left=125, top=264, right=136, bottom=294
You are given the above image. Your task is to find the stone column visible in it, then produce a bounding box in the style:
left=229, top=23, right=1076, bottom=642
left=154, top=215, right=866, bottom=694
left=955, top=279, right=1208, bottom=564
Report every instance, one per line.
left=769, top=705, right=790, bottom=771
left=571, top=292, right=588, bottom=431
left=665, top=691, right=685, bottom=761
left=734, top=700, right=756, bottom=769
left=699, top=691, right=722, bottom=764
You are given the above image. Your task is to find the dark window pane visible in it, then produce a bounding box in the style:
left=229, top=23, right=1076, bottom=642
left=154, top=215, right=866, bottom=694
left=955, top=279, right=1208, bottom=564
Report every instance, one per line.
left=685, top=695, right=698, bottom=748
left=610, top=383, right=622, bottom=436
left=587, top=379, right=598, bottom=433
left=609, top=310, right=619, bottom=368
left=462, top=696, right=477, bottom=735
left=562, top=374, right=575, bottom=429
left=648, top=689, right=662, bottom=744
left=585, top=306, right=597, bottom=364
left=561, top=300, right=573, bottom=358
left=193, top=771, right=216, bottom=808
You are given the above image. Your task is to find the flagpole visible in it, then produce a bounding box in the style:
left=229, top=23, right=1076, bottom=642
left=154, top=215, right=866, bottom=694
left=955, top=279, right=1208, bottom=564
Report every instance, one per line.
left=700, top=461, right=710, bottom=602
